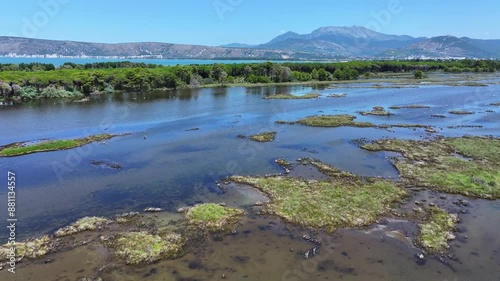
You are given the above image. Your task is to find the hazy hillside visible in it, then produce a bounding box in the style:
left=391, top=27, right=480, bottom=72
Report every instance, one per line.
left=2, top=26, right=499, bottom=60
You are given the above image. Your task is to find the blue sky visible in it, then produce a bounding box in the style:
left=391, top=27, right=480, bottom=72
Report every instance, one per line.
left=1, top=0, right=498, bottom=45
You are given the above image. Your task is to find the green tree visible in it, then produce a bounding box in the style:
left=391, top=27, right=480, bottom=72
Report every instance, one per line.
left=317, top=68, right=330, bottom=81
left=333, top=69, right=344, bottom=80
left=219, top=71, right=228, bottom=86
left=311, top=69, right=319, bottom=80
left=414, top=70, right=424, bottom=79
left=243, top=65, right=253, bottom=78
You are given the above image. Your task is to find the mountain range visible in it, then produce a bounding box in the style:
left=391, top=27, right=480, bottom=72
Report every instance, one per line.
left=2, top=26, right=500, bottom=60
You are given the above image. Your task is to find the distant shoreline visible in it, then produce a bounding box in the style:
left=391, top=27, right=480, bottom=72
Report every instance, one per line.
left=0, top=57, right=307, bottom=67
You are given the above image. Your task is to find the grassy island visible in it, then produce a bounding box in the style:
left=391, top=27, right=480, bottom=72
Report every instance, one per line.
left=362, top=137, right=500, bottom=198
left=0, top=134, right=118, bottom=157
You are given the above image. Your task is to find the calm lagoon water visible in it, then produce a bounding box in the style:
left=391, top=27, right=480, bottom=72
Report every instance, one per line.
left=0, top=80, right=499, bottom=280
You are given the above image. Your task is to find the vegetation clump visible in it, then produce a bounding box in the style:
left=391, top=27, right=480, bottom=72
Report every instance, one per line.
left=386, top=124, right=432, bottom=129
left=111, top=231, right=184, bottom=265
left=0, top=236, right=53, bottom=262
left=186, top=203, right=244, bottom=232
left=55, top=217, right=111, bottom=237
left=418, top=207, right=458, bottom=252
left=275, top=158, right=291, bottom=167
left=449, top=110, right=475, bottom=115
left=295, top=115, right=374, bottom=128
left=359, top=106, right=393, bottom=116
left=249, top=131, right=277, bottom=142
left=414, top=70, right=424, bottom=79
left=362, top=137, right=500, bottom=198
left=389, top=104, right=431, bottom=109
left=446, top=137, right=500, bottom=163
left=264, top=93, right=320, bottom=100
left=308, top=159, right=356, bottom=178
left=231, top=173, right=406, bottom=232
left=0, top=134, right=118, bottom=157
left=0, top=60, right=499, bottom=98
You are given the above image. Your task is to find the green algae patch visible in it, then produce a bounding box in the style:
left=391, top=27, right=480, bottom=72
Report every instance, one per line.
left=112, top=231, right=184, bottom=265
left=55, top=217, right=112, bottom=237
left=0, top=134, right=118, bottom=157
left=389, top=104, right=430, bottom=109
left=249, top=131, right=277, bottom=142
left=295, top=115, right=374, bottom=128
left=362, top=137, right=500, bottom=199
left=264, top=93, right=320, bottom=100
left=418, top=207, right=458, bottom=252
left=230, top=175, right=406, bottom=232
left=186, top=203, right=244, bottom=232
left=359, top=106, right=393, bottom=116
left=0, top=236, right=53, bottom=262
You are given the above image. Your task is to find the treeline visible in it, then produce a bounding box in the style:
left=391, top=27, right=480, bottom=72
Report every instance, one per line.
left=0, top=60, right=499, bottom=101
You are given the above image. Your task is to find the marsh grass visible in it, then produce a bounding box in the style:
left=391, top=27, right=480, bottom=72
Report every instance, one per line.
left=308, top=160, right=356, bottom=178
left=249, top=131, right=277, bottom=142
left=55, top=216, right=111, bottom=237
left=359, top=106, right=393, bottom=116
left=278, top=114, right=434, bottom=129
left=0, top=236, right=52, bottom=262
left=362, top=137, right=500, bottom=198
left=112, top=231, right=184, bottom=265
left=389, top=105, right=431, bottom=109
left=186, top=203, right=244, bottom=232
left=446, top=137, right=500, bottom=163
left=231, top=175, right=406, bottom=232
left=418, top=207, right=458, bottom=252
left=0, top=134, right=117, bottom=157
left=264, top=93, right=320, bottom=100
left=296, top=115, right=374, bottom=128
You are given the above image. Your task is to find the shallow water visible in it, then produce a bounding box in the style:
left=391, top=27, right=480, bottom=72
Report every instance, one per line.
left=0, top=75, right=499, bottom=280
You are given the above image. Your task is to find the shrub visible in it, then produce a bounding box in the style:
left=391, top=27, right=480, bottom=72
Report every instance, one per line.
left=40, top=86, right=83, bottom=99
left=414, top=70, right=424, bottom=79
left=19, top=86, right=39, bottom=100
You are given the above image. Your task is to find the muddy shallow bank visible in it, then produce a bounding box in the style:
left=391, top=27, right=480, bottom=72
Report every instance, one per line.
left=1, top=195, right=499, bottom=281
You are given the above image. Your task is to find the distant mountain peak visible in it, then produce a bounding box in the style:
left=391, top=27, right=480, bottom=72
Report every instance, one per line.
left=2, top=25, right=500, bottom=60
left=260, top=25, right=423, bottom=56
left=390, top=35, right=493, bottom=58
